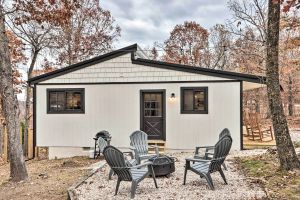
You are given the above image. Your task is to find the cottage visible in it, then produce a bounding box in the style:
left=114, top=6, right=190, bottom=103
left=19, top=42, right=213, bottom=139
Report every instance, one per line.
left=29, top=44, right=265, bottom=159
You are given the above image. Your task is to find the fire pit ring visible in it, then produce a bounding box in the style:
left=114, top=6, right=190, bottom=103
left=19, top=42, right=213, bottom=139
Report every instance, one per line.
left=149, top=155, right=175, bottom=177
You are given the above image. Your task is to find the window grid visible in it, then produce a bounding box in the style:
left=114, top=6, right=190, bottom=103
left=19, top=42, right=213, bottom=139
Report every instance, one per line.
left=47, top=88, right=85, bottom=114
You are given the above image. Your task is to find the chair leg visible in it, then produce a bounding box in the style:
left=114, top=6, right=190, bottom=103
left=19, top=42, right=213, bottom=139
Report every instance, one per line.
left=131, top=181, right=137, bottom=199
left=149, top=165, right=158, bottom=188
left=270, top=127, right=274, bottom=140
left=222, top=162, right=227, bottom=171
left=108, top=168, right=114, bottom=180
left=183, top=166, right=188, bottom=185
left=115, top=178, right=121, bottom=195
left=219, top=169, right=228, bottom=184
left=202, top=173, right=214, bottom=190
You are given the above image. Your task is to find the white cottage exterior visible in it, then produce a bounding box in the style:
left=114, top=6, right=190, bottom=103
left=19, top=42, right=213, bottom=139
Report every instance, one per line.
left=29, top=44, right=265, bottom=159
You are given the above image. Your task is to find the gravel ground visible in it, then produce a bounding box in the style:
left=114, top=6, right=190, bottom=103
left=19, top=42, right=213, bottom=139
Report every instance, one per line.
left=73, top=130, right=300, bottom=200
left=74, top=153, right=266, bottom=200
left=290, top=130, right=300, bottom=142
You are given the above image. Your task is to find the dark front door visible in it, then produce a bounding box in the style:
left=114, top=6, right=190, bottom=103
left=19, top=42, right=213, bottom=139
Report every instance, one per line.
left=140, top=90, right=165, bottom=140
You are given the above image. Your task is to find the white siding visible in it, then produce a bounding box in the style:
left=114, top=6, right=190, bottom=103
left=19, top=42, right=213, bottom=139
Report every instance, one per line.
left=36, top=82, right=241, bottom=152
left=41, top=53, right=229, bottom=84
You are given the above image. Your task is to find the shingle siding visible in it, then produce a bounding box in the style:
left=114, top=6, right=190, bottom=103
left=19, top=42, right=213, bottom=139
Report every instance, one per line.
left=41, top=53, right=230, bottom=84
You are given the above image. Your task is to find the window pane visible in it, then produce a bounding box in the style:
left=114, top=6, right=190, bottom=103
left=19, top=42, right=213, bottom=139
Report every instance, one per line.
left=66, top=91, right=82, bottom=110
left=183, top=90, right=193, bottom=111
left=49, top=92, right=64, bottom=111
left=194, top=91, right=205, bottom=110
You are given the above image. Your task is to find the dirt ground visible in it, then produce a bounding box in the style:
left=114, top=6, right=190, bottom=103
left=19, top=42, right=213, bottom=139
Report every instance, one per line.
left=0, top=157, right=99, bottom=200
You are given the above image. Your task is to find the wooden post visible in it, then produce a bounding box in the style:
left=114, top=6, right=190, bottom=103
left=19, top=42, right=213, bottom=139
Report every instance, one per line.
left=28, top=129, right=33, bottom=159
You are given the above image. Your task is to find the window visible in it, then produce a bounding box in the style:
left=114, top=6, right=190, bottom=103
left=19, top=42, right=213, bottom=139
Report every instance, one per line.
left=181, top=87, right=208, bottom=114
left=47, top=89, right=85, bottom=113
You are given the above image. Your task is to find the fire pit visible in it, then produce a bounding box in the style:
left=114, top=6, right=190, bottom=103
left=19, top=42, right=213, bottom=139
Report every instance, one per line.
left=149, top=155, right=175, bottom=177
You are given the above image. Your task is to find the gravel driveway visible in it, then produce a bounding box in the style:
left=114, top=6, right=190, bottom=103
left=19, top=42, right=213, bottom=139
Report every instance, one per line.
left=73, top=152, right=266, bottom=200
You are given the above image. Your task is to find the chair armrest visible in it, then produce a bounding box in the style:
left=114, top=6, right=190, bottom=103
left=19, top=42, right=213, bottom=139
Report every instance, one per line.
left=122, top=151, right=134, bottom=159
left=185, top=157, right=211, bottom=163
left=130, top=161, right=152, bottom=169
left=129, top=146, right=139, bottom=160
left=129, top=146, right=136, bottom=150
left=195, top=146, right=215, bottom=149
left=195, top=146, right=215, bottom=155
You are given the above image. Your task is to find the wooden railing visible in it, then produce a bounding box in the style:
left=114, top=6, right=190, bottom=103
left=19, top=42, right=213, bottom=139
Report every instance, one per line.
left=1, top=127, right=34, bottom=162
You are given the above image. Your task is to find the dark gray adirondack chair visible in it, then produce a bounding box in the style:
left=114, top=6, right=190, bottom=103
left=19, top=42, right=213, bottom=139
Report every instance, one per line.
left=194, top=128, right=231, bottom=170
left=130, top=130, right=159, bottom=164
left=184, top=135, right=232, bottom=190
left=96, top=137, right=137, bottom=179
left=103, top=145, right=158, bottom=199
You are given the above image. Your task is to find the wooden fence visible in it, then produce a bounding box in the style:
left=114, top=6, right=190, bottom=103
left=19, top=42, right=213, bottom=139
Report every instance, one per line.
left=1, top=127, right=34, bottom=162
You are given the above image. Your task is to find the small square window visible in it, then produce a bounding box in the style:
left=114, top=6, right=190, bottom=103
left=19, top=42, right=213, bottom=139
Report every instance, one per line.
left=181, top=87, right=208, bottom=114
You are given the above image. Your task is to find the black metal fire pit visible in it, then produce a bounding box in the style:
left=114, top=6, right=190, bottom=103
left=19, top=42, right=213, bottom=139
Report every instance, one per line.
left=149, top=155, right=175, bottom=177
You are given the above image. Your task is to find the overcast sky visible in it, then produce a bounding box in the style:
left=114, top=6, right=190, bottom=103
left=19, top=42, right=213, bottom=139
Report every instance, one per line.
left=101, top=0, right=231, bottom=49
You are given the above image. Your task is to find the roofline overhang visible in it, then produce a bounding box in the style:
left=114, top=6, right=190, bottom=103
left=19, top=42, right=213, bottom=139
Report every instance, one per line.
left=28, top=43, right=266, bottom=85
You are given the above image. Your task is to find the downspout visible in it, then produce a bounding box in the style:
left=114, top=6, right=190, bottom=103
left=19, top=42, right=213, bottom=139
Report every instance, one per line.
left=240, top=81, right=244, bottom=150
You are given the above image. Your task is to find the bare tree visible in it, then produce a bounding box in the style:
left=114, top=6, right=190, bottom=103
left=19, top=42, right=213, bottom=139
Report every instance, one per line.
left=266, top=0, right=300, bottom=170
left=208, top=24, right=231, bottom=70
left=0, top=4, right=28, bottom=181
left=53, top=0, right=121, bottom=66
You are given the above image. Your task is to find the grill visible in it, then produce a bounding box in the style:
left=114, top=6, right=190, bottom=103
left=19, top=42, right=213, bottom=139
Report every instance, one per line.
left=93, top=130, right=111, bottom=158
left=94, top=130, right=112, bottom=144
left=149, top=155, right=175, bottom=177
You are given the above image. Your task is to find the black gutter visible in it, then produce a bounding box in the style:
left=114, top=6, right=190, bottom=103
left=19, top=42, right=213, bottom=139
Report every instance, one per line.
left=33, top=84, right=36, bottom=157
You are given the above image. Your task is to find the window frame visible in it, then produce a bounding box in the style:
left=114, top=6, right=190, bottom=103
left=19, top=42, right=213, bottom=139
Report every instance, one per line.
left=47, top=88, right=85, bottom=114
left=180, top=87, right=208, bottom=114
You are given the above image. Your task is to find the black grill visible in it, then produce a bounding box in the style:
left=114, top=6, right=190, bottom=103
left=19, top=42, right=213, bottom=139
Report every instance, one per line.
left=94, top=130, right=111, bottom=144
left=149, top=155, right=175, bottom=177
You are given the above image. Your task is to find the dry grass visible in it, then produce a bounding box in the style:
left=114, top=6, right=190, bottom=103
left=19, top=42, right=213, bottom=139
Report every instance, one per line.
left=235, top=150, right=300, bottom=200
left=0, top=157, right=99, bottom=200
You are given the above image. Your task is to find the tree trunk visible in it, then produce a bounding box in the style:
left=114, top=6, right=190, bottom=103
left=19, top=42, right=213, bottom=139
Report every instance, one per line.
left=0, top=7, right=28, bottom=181
left=288, top=75, right=293, bottom=116
left=0, top=122, right=3, bottom=156
left=23, top=50, right=38, bottom=157
left=266, top=0, right=300, bottom=170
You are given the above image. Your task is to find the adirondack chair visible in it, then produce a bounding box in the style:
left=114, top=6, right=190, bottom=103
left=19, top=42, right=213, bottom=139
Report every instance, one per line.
left=130, top=130, right=159, bottom=164
left=184, top=135, right=233, bottom=190
left=95, top=137, right=108, bottom=158
left=103, top=146, right=158, bottom=199
left=194, top=128, right=231, bottom=170
left=96, top=137, right=137, bottom=179
left=248, top=113, right=273, bottom=141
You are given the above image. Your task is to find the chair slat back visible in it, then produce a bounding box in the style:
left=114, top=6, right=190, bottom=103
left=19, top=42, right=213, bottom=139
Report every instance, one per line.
left=249, top=113, right=260, bottom=129
left=219, top=128, right=231, bottom=139
left=130, top=130, right=148, bottom=155
left=97, top=137, right=108, bottom=153
left=103, top=146, right=132, bottom=181
left=210, top=135, right=232, bottom=172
